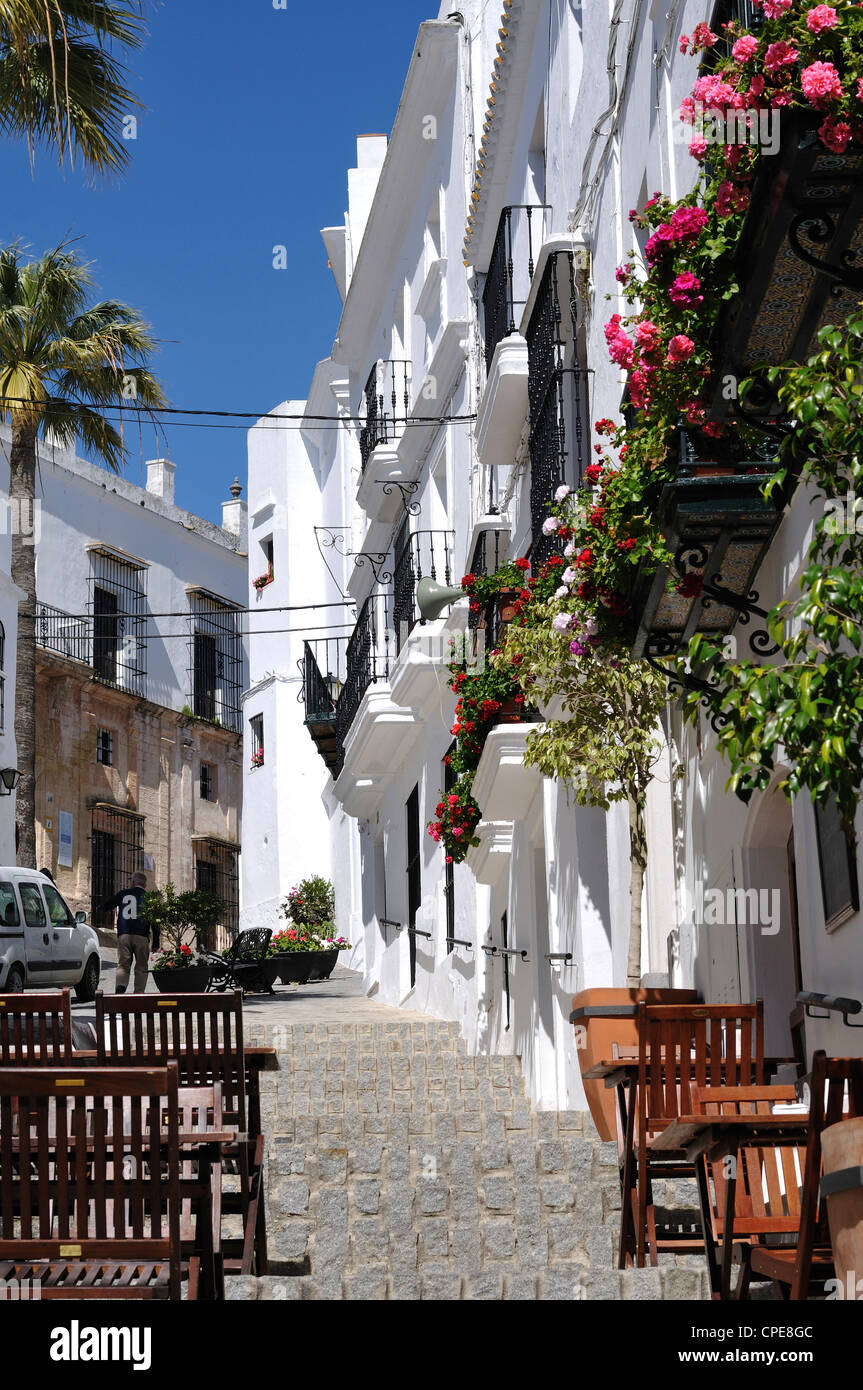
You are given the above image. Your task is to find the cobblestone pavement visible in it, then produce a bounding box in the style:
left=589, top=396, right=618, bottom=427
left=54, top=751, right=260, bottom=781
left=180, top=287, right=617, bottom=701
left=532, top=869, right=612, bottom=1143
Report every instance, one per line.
left=220, top=970, right=711, bottom=1302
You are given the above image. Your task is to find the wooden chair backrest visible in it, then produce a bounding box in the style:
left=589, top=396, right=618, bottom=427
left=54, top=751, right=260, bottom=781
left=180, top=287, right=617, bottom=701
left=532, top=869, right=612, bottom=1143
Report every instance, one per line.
left=637, top=1001, right=765, bottom=1130
left=792, top=1052, right=863, bottom=1296
left=95, top=990, right=247, bottom=1128
left=691, top=1083, right=805, bottom=1240
left=0, top=1064, right=181, bottom=1296
left=0, top=989, right=73, bottom=1064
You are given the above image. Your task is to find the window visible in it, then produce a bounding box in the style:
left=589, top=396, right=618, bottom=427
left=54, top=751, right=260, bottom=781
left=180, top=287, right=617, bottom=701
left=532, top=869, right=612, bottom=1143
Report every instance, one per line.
left=406, top=785, right=421, bottom=990
left=194, top=839, right=239, bottom=946
left=443, top=745, right=456, bottom=952
left=188, top=590, right=243, bottom=731
left=19, top=882, right=47, bottom=929
left=263, top=537, right=274, bottom=576
left=0, top=881, right=19, bottom=928
left=250, top=715, right=264, bottom=769
left=88, top=549, right=147, bottom=696
left=43, top=884, right=75, bottom=927
left=814, top=797, right=860, bottom=931
left=90, top=805, right=145, bottom=928
left=97, top=728, right=113, bottom=766
left=200, top=762, right=215, bottom=801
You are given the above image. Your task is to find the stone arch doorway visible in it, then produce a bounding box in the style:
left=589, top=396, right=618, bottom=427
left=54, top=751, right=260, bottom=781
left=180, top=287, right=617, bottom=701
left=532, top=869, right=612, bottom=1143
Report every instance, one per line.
left=741, top=773, right=802, bottom=1058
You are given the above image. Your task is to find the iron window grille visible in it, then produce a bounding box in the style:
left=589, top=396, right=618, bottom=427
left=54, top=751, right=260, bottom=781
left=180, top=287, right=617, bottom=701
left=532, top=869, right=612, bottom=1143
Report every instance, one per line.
left=194, top=837, right=240, bottom=948
left=526, top=250, right=588, bottom=566
left=88, top=547, right=147, bottom=697
left=359, top=360, right=412, bottom=473
left=482, top=204, right=548, bottom=373
left=187, top=589, right=243, bottom=731
left=406, top=785, right=421, bottom=990
left=96, top=729, right=113, bottom=767
left=250, top=714, right=264, bottom=768
left=90, top=803, right=145, bottom=929
left=392, top=528, right=454, bottom=652
left=200, top=762, right=214, bottom=801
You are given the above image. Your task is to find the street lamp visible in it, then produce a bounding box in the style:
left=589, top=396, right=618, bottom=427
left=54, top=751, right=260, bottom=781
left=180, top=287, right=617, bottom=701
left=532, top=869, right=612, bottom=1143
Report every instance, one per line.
left=0, top=769, right=21, bottom=796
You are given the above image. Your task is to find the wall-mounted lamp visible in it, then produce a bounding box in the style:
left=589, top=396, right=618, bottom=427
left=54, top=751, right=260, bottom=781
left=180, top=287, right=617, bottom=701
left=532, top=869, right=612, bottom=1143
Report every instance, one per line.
left=0, top=769, right=21, bottom=797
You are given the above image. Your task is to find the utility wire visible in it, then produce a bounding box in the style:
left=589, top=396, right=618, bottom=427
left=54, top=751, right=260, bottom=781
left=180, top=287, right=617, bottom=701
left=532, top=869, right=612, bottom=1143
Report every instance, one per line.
left=0, top=396, right=478, bottom=428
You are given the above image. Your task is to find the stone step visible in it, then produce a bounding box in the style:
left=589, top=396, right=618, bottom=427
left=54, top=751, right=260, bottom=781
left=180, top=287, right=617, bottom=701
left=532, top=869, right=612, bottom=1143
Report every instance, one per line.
left=226, top=1264, right=710, bottom=1301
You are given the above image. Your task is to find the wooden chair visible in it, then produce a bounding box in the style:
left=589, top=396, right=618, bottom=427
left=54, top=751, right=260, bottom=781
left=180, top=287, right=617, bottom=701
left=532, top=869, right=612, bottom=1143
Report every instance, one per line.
left=0, top=1064, right=194, bottom=1299
left=738, top=1052, right=863, bottom=1299
left=623, top=1000, right=765, bottom=1268
left=95, top=990, right=267, bottom=1275
left=204, top=928, right=274, bottom=996
left=0, top=989, right=73, bottom=1063
left=690, top=1083, right=805, bottom=1299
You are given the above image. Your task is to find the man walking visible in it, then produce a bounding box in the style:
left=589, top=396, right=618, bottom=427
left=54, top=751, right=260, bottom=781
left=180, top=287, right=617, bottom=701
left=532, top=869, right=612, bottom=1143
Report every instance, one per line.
left=98, top=871, right=159, bottom=994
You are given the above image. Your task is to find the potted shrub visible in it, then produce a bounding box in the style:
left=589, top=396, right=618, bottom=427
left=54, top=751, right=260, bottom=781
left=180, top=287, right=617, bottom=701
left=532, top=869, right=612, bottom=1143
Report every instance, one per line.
left=143, top=884, right=226, bottom=993
left=271, top=877, right=343, bottom=984
left=306, top=930, right=351, bottom=982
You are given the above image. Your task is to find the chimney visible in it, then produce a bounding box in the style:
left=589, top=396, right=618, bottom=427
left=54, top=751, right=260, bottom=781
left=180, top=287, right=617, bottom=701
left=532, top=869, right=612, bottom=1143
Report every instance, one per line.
left=146, top=458, right=175, bottom=506
left=222, top=476, right=248, bottom=549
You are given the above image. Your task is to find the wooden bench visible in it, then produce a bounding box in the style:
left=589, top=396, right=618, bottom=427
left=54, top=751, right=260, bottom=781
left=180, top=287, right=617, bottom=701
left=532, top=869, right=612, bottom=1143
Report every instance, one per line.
left=94, top=990, right=267, bottom=1275
left=0, top=1063, right=211, bottom=1299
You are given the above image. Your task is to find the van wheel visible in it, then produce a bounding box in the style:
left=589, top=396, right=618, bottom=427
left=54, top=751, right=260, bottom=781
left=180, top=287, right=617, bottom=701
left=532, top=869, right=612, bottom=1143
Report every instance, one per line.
left=75, top=956, right=100, bottom=1003
left=4, top=963, right=25, bottom=993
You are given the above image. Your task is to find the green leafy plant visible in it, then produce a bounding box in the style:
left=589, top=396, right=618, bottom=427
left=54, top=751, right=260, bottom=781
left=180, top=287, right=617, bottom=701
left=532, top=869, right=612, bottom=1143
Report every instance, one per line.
left=141, top=884, right=225, bottom=963
left=679, top=311, right=863, bottom=831
left=282, top=876, right=336, bottom=934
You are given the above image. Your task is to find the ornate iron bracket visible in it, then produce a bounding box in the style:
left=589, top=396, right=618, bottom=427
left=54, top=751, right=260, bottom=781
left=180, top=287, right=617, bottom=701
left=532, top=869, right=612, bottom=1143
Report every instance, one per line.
left=353, top=552, right=392, bottom=586
left=314, top=527, right=392, bottom=588
left=788, top=209, right=863, bottom=292
left=381, top=480, right=421, bottom=517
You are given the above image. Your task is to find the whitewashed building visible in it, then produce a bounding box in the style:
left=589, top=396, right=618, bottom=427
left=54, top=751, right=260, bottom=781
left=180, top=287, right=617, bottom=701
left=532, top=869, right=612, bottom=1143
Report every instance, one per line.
left=0, top=454, right=27, bottom=864
left=246, top=0, right=863, bottom=1104
left=0, top=425, right=249, bottom=940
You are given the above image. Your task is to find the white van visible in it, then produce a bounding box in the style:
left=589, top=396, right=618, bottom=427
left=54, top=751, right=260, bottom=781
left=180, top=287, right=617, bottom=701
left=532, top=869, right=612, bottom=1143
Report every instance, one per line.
left=0, top=869, right=101, bottom=1001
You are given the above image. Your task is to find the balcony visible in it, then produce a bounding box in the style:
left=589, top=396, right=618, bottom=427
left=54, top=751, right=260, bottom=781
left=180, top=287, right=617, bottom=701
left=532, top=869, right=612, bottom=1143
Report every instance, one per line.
left=627, top=428, right=785, bottom=662
left=359, top=360, right=412, bottom=474
left=36, top=601, right=146, bottom=698
left=526, top=249, right=589, bottom=566
left=472, top=722, right=543, bottom=824
left=482, top=205, right=547, bottom=373
left=301, top=636, right=347, bottom=774
left=392, top=529, right=454, bottom=653
left=465, top=522, right=511, bottom=653
left=708, top=111, right=863, bottom=426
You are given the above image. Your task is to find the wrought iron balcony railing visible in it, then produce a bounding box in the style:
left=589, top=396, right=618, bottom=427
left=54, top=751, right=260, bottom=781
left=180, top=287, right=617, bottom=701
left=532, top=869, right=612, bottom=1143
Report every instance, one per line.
left=466, top=527, right=507, bottom=637
left=334, top=591, right=394, bottom=773
left=392, top=529, right=454, bottom=652
left=526, top=250, right=588, bottom=566
left=482, top=205, right=548, bottom=374
left=359, top=359, right=412, bottom=473
left=301, top=637, right=348, bottom=774
left=36, top=604, right=90, bottom=665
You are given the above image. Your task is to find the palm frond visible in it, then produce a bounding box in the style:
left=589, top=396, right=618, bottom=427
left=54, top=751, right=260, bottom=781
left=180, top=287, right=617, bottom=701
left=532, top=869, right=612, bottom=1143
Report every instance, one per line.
left=38, top=394, right=125, bottom=471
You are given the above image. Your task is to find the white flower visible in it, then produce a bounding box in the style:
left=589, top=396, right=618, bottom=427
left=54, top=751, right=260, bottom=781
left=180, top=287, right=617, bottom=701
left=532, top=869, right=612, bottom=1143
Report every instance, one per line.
left=563, top=567, right=577, bottom=585
left=584, top=618, right=598, bottom=636
left=555, top=585, right=569, bottom=600
left=542, top=516, right=558, bottom=536
left=564, top=543, right=575, bottom=559
left=552, top=613, right=572, bottom=632
left=555, top=484, right=571, bottom=502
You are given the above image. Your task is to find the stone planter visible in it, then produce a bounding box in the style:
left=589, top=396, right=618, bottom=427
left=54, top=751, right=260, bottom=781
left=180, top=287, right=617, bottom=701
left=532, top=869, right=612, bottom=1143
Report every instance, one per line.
left=152, top=964, right=214, bottom=994
left=306, top=949, right=340, bottom=983
left=571, top=987, right=699, bottom=1142
left=821, top=1117, right=863, bottom=1297
left=271, top=952, right=316, bottom=985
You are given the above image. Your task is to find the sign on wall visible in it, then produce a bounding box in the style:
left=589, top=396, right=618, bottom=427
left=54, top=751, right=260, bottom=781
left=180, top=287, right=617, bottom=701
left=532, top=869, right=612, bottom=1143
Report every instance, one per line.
left=58, top=811, right=73, bottom=869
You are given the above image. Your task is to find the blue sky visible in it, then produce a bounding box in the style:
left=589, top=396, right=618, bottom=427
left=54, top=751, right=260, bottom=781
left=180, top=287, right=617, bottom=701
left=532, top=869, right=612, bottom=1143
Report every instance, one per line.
left=0, top=0, right=433, bottom=523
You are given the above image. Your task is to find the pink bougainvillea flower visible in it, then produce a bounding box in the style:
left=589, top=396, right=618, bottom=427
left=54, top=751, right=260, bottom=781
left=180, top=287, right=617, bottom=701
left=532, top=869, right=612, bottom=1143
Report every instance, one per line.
left=679, top=33, right=690, bottom=54
left=819, top=116, right=852, bottom=152
left=668, top=272, right=704, bottom=307
left=634, top=319, right=662, bottom=351
left=669, top=205, right=709, bottom=240
left=667, top=334, right=696, bottom=364
left=692, top=22, right=717, bottom=47
left=732, top=35, right=759, bottom=62
left=805, top=4, right=837, bottom=29
left=750, top=75, right=765, bottom=97
left=689, top=136, right=709, bottom=160
left=762, top=0, right=792, bottom=16
left=603, top=314, right=623, bottom=344
left=608, top=332, right=635, bottom=369
left=764, top=41, right=799, bottom=75
left=801, top=61, right=843, bottom=105
left=858, top=78, right=863, bottom=102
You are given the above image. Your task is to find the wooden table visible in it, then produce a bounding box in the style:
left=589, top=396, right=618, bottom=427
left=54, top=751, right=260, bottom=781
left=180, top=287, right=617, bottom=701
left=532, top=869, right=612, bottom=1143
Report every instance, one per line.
left=650, top=1111, right=810, bottom=1298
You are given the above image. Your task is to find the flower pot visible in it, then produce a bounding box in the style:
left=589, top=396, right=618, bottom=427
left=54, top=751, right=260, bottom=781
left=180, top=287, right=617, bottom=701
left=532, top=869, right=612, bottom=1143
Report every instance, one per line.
left=306, top=949, right=339, bottom=982
left=820, top=1117, right=863, bottom=1297
left=152, top=965, right=214, bottom=994
left=570, top=987, right=699, bottom=1142
left=497, top=590, right=520, bottom=626
left=272, top=952, right=316, bottom=985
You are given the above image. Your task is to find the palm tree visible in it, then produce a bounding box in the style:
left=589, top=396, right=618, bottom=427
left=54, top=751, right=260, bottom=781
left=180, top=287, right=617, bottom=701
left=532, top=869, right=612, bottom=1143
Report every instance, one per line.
left=0, top=242, right=165, bottom=865
left=0, top=1, right=146, bottom=176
